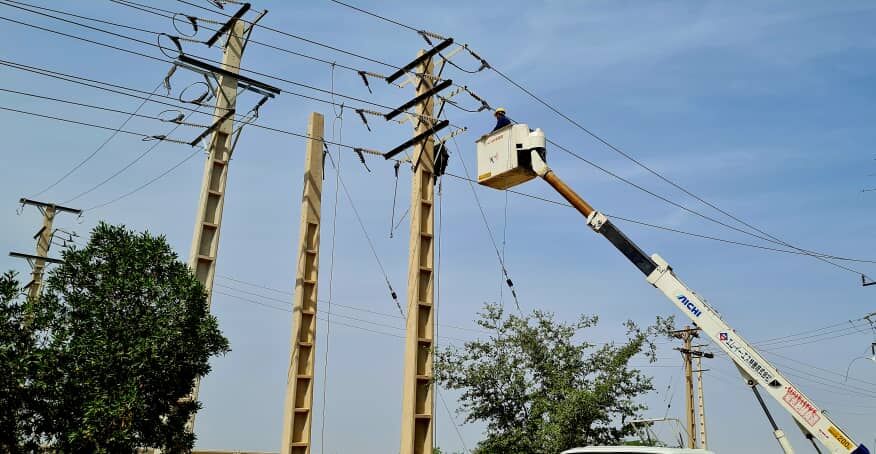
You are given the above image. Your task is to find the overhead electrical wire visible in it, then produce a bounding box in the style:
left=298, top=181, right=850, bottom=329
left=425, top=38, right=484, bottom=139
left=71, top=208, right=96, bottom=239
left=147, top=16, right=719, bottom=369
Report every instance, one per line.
left=0, top=104, right=187, bottom=143
left=60, top=104, right=204, bottom=205
left=214, top=290, right=406, bottom=340
left=324, top=0, right=876, bottom=280
left=213, top=288, right=472, bottom=345
left=27, top=80, right=164, bottom=199
left=214, top=277, right=489, bottom=335
left=0, top=9, right=468, bottom=134
left=7, top=70, right=876, bottom=265
left=441, top=173, right=876, bottom=264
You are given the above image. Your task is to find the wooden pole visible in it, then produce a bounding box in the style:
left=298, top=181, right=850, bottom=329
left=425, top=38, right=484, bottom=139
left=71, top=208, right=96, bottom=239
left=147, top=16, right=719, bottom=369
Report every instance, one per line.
left=185, top=18, right=244, bottom=432
left=280, top=113, right=325, bottom=454
left=399, top=50, right=436, bottom=454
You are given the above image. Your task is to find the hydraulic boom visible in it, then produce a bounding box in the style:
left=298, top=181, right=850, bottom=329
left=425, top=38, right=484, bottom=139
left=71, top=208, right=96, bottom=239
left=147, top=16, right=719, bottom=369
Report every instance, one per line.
left=528, top=151, right=868, bottom=454
left=473, top=124, right=868, bottom=454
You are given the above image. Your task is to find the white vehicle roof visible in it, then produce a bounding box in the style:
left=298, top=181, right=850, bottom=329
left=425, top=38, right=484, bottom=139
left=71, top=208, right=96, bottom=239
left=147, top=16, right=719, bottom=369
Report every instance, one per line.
left=562, top=447, right=715, bottom=454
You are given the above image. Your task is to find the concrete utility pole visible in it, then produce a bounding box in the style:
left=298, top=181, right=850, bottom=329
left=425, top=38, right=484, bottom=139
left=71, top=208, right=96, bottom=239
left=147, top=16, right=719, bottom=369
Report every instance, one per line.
left=280, top=113, right=325, bottom=454
left=185, top=17, right=245, bottom=431
left=695, top=354, right=708, bottom=449
left=399, top=49, right=437, bottom=454
left=671, top=326, right=700, bottom=448
left=9, top=198, right=81, bottom=302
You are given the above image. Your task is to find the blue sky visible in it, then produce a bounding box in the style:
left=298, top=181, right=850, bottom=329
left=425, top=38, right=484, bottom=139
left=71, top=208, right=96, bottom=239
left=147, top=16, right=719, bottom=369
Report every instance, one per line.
left=2, top=1, right=876, bottom=453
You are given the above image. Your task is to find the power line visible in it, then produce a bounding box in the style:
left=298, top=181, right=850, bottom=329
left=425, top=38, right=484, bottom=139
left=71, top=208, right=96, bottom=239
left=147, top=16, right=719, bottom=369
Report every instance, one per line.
left=107, top=0, right=381, bottom=77
left=326, top=0, right=420, bottom=34
left=61, top=106, right=202, bottom=205
left=163, top=0, right=403, bottom=70
left=213, top=279, right=489, bottom=335
left=0, top=104, right=186, bottom=143
left=323, top=0, right=875, bottom=280
left=214, top=290, right=406, bottom=340
left=441, top=172, right=876, bottom=265
left=0, top=87, right=208, bottom=128
left=84, top=147, right=202, bottom=212
left=0, top=11, right=466, bottom=133
left=27, top=81, right=164, bottom=199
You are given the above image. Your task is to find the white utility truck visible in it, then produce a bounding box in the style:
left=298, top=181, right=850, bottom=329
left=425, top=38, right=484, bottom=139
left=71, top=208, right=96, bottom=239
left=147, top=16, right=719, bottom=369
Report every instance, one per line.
left=562, top=448, right=714, bottom=454
left=475, top=124, right=870, bottom=454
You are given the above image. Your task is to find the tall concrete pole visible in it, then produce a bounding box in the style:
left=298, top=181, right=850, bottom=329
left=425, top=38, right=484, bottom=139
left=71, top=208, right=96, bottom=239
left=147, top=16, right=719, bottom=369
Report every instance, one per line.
left=281, top=112, right=325, bottom=454
left=399, top=50, right=436, bottom=454
left=185, top=18, right=244, bottom=432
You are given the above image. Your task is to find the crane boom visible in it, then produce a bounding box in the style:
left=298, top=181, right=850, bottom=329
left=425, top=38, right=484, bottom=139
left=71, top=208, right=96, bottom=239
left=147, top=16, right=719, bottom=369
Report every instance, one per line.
left=533, top=152, right=867, bottom=454
left=473, top=124, right=868, bottom=453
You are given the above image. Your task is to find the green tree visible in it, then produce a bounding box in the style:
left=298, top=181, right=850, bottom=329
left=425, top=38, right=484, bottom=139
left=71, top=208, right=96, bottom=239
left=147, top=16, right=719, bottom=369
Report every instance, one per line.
left=435, top=303, right=671, bottom=454
left=1, top=223, right=229, bottom=453
left=0, top=271, right=42, bottom=452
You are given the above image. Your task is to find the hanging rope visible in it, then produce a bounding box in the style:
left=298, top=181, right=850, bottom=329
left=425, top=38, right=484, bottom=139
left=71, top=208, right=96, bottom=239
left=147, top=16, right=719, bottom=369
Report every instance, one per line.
left=319, top=63, right=344, bottom=454
left=447, top=121, right=522, bottom=313
left=499, top=190, right=509, bottom=306
left=389, top=160, right=401, bottom=238
left=323, top=146, right=404, bottom=317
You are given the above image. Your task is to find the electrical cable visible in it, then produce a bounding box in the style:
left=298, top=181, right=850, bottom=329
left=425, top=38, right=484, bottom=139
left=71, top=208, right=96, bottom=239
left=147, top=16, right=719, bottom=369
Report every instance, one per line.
left=323, top=147, right=404, bottom=317
left=322, top=0, right=875, bottom=279
left=0, top=87, right=208, bottom=129
left=0, top=58, right=231, bottom=114
left=0, top=104, right=187, bottom=143
left=318, top=119, right=343, bottom=454
left=446, top=119, right=523, bottom=313
left=0, top=10, right=467, bottom=131
left=441, top=172, right=876, bottom=264
left=60, top=103, right=204, bottom=205
left=214, top=290, right=406, bottom=340
left=212, top=278, right=489, bottom=335
left=27, top=80, right=164, bottom=198
left=108, top=0, right=381, bottom=77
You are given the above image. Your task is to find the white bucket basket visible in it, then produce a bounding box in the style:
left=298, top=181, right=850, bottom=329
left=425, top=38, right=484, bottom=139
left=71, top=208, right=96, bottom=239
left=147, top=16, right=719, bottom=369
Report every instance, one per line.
left=475, top=124, right=546, bottom=190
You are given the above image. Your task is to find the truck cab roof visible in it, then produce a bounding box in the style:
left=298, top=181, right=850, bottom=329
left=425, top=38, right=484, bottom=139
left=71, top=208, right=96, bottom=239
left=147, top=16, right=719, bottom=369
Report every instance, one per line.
left=562, top=447, right=715, bottom=454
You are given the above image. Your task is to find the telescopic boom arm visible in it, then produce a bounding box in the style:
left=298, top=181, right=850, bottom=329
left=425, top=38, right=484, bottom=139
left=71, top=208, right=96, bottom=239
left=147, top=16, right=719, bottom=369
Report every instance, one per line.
left=526, top=150, right=868, bottom=454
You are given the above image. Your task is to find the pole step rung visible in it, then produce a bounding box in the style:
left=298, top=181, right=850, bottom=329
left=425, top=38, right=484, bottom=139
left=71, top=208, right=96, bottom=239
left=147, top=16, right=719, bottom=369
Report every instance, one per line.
left=417, top=337, right=432, bottom=344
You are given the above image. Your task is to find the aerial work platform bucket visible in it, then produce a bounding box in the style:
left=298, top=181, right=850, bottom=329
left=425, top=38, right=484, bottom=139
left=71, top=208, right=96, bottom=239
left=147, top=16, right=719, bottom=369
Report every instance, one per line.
left=476, top=124, right=546, bottom=190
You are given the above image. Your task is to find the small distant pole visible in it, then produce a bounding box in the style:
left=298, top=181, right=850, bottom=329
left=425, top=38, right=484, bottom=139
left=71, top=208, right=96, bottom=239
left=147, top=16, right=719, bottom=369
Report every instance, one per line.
left=694, top=348, right=710, bottom=449
left=9, top=198, right=81, bottom=302
left=671, top=326, right=700, bottom=449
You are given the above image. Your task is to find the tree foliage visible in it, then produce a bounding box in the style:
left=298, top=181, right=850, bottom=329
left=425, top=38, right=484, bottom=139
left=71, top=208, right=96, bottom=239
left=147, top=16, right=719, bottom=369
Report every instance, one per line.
left=435, top=303, right=672, bottom=454
left=0, top=271, right=42, bottom=452
left=0, top=223, right=229, bottom=453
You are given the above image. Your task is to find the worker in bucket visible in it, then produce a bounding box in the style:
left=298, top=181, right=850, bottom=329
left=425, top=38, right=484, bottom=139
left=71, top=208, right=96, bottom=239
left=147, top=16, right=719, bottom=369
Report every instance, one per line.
left=492, top=107, right=511, bottom=131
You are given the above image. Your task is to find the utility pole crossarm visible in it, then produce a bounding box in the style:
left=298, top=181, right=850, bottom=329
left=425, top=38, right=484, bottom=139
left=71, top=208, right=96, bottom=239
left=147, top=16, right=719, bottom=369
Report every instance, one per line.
left=9, top=252, right=63, bottom=264
left=19, top=198, right=82, bottom=215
